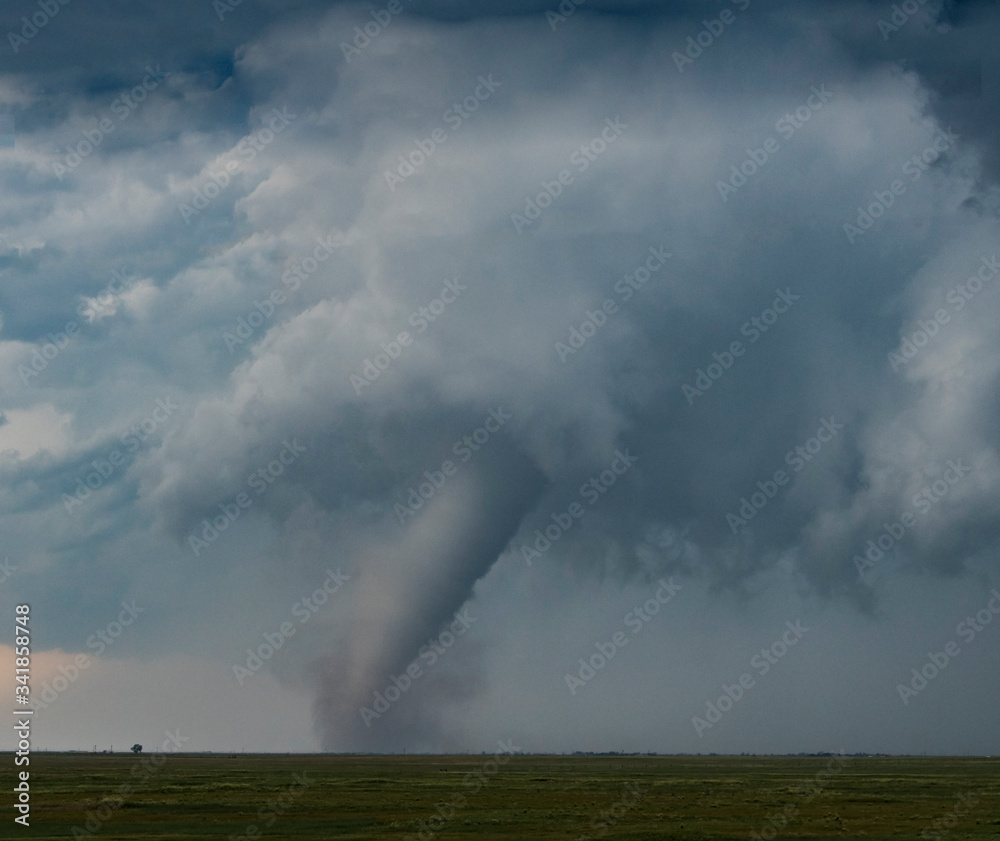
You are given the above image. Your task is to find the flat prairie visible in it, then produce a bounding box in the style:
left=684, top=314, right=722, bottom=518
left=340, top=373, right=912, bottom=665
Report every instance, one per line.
left=15, top=753, right=1000, bottom=840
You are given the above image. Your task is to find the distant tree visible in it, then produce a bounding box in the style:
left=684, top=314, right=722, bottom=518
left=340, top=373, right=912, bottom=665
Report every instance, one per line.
left=131, top=744, right=142, bottom=755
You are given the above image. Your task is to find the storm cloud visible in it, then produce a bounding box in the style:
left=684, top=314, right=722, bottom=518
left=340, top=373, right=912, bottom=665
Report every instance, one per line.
left=1, top=0, right=998, bottom=754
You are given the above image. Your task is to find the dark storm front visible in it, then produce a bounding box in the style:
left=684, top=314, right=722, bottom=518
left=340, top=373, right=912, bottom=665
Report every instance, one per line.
left=6, top=0, right=1000, bottom=778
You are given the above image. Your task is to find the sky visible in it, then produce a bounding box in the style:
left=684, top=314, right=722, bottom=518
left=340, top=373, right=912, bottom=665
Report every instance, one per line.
left=1, top=0, right=999, bottom=755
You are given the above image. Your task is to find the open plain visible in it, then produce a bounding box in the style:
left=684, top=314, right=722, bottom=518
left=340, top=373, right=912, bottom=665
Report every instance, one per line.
left=12, top=753, right=1000, bottom=840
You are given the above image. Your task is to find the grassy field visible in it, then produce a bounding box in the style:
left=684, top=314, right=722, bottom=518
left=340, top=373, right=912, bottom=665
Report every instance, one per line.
left=12, top=753, right=1000, bottom=840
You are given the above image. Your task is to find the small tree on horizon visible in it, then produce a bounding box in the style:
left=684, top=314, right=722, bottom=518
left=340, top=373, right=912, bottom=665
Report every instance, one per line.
left=131, top=744, right=142, bottom=754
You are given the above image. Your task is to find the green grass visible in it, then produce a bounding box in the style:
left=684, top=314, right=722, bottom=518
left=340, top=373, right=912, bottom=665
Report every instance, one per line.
left=11, top=753, right=1000, bottom=840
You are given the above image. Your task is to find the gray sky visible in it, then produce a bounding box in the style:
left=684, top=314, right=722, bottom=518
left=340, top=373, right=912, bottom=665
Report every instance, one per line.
left=2, top=0, right=999, bottom=754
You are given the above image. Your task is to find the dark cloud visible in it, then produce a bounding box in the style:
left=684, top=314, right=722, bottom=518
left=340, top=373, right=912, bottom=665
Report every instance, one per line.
left=1, top=0, right=998, bottom=753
